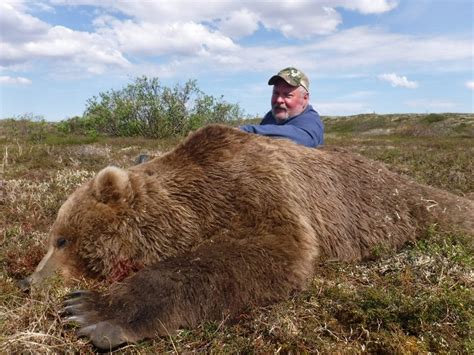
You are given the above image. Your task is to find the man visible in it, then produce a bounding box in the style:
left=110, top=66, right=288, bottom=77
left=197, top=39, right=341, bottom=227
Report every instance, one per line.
left=240, top=67, right=324, bottom=148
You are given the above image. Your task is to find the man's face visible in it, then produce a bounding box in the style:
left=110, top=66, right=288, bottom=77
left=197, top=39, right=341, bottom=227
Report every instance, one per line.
left=271, top=80, right=308, bottom=122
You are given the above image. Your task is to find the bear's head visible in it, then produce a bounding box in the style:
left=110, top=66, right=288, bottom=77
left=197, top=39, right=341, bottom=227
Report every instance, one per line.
left=20, top=166, right=142, bottom=290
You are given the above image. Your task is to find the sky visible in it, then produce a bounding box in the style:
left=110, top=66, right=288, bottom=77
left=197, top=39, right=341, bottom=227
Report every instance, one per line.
left=0, top=0, right=473, bottom=121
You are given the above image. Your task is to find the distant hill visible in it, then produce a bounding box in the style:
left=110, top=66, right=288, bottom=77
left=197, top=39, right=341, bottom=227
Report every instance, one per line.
left=322, top=113, right=474, bottom=138
left=1, top=113, right=473, bottom=141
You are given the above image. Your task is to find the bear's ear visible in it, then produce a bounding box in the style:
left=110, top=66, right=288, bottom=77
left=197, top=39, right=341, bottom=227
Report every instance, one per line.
left=93, top=166, right=133, bottom=205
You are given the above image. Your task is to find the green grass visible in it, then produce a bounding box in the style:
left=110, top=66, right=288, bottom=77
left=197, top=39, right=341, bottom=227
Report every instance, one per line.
left=420, top=113, right=448, bottom=124
left=1, top=113, right=473, bottom=353
left=324, top=135, right=473, bottom=195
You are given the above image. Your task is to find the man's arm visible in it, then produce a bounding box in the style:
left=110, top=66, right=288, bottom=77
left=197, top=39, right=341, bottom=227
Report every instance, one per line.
left=240, top=123, right=322, bottom=148
left=240, top=106, right=324, bottom=148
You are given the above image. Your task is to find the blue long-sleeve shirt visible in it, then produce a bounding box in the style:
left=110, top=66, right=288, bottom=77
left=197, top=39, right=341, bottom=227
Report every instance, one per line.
left=239, top=105, right=324, bottom=148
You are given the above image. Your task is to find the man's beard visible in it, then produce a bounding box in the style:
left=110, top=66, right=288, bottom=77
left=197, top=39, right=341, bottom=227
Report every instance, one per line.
left=272, top=105, right=288, bottom=121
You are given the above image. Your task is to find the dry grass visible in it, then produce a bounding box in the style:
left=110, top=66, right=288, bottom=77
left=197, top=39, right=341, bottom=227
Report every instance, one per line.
left=1, top=114, right=473, bottom=353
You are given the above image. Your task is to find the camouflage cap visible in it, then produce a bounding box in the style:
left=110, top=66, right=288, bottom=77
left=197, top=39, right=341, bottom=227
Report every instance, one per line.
left=268, top=67, right=309, bottom=91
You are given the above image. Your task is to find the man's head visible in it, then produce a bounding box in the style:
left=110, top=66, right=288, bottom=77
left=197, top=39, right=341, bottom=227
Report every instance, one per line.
left=268, top=67, right=310, bottom=122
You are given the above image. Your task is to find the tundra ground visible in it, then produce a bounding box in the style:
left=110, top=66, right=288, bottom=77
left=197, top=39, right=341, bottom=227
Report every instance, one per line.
left=1, top=113, right=473, bottom=353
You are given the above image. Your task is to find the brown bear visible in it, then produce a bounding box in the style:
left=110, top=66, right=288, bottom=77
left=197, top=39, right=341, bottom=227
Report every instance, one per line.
left=23, top=124, right=473, bottom=350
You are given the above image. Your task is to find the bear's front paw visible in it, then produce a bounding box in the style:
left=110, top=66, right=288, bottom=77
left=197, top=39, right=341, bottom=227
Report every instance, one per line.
left=62, top=291, right=133, bottom=350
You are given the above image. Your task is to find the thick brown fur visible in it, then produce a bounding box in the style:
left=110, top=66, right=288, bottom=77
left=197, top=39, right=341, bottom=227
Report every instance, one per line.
left=27, top=124, right=473, bottom=349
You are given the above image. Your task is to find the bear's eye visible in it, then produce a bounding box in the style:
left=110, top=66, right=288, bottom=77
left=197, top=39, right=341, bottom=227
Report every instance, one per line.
left=56, top=238, right=68, bottom=249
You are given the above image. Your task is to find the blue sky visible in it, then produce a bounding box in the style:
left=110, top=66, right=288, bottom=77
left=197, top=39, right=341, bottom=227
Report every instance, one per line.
left=1, top=0, right=473, bottom=121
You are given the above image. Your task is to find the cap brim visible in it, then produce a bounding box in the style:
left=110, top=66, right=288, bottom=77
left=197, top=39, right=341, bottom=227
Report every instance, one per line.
left=268, top=75, right=283, bottom=85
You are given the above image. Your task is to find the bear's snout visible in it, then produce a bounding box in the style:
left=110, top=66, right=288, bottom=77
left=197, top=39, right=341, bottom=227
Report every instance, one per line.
left=18, top=276, right=32, bottom=291
left=19, top=246, right=62, bottom=290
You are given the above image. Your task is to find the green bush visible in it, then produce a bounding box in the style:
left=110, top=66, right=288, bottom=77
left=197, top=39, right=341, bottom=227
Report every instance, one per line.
left=421, top=113, right=447, bottom=124
left=60, top=77, right=245, bottom=138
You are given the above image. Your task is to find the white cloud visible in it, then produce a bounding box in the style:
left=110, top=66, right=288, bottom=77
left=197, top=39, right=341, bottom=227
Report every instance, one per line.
left=0, top=75, right=32, bottom=85
left=339, top=0, right=399, bottom=14
left=310, top=27, right=471, bottom=66
left=1, top=25, right=129, bottom=74
left=0, top=2, right=129, bottom=74
left=257, top=5, right=342, bottom=38
left=0, top=1, right=49, bottom=43
left=50, top=0, right=399, bottom=40
left=466, top=81, right=474, bottom=90
left=378, top=73, right=418, bottom=88
left=98, top=19, right=238, bottom=56
left=218, top=9, right=260, bottom=39
left=0, top=1, right=470, bottom=80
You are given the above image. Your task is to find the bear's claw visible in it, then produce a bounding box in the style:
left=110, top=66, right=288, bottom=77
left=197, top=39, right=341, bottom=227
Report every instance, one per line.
left=61, top=290, right=134, bottom=350
left=60, top=304, right=82, bottom=317
left=65, top=290, right=91, bottom=300
left=64, top=315, right=86, bottom=323
left=63, top=297, right=82, bottom=307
